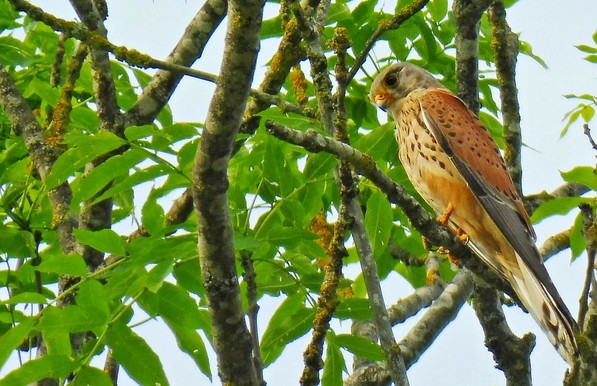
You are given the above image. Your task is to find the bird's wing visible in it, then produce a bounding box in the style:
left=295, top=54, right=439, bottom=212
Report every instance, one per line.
left=418, top=89, right=541, bottom=267
left=419, top=89, right=578, bottom=361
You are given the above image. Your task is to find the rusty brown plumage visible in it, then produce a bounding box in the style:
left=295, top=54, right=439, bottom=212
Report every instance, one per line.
left=370, top=62, right=577, bottom=364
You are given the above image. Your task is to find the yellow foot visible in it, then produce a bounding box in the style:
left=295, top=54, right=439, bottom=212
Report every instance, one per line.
left=438, top=202, right=455, bottom=226
left=456, top=228, right=470, bottom=244
left=422, top=236, right=433, bottom=251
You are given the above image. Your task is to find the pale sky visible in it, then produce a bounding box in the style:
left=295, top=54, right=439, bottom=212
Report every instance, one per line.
left=4, top=0, right=597, bottom=385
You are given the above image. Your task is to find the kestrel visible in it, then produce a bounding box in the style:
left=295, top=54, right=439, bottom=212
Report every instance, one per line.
left=370, top=62, right=577, bottom=364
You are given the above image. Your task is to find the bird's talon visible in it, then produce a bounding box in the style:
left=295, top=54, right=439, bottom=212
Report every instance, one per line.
left=422, top=236, right=434, bottom=251
left=438, top=202, right=455, bottom=226
left=447, top=251, right=463, bottom=267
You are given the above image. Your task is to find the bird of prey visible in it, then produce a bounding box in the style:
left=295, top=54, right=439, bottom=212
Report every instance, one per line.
left=369, top=62, right=577, bottom=364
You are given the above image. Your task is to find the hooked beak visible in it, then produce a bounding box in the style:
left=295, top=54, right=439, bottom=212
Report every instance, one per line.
left=373, top=93, right=391, bottom=112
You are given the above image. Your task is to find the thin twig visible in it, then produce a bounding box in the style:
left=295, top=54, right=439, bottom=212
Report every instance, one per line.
left=584, top=124, right=597, bottom=153
left=346, top=0, right=430, bottom=83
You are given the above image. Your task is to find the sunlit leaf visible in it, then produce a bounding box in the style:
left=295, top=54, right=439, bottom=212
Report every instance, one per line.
left=106, top=323, right=169, bottom=386
left=74, top=228, right=126, bottom=256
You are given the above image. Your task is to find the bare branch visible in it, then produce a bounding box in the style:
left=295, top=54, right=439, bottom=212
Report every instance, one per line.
left=539, top=228, right=572, bottom=262
left=489, top=0, right=523, bottom=194
left=471, top=277, right=533, bottom=385
left=124, top=0, right=227, bottom=126
left=191, top=0, right=265, bottom=382
left=241, top=252, right=265, bottom=386
left=0, top=66, right=80, bottom=257
left=346, top=270, right=475, bottom=385
left=584, top=124, right=597, bottom=154
left=525, top=182, right=591, bottom=215
left=452, top=0, right=493, bottom=113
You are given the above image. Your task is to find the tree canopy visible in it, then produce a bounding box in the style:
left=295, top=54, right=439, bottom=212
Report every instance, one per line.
left=0, top=0, right=596, bottom=385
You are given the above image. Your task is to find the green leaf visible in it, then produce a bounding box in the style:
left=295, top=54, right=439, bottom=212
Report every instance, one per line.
left=77, top=280, right=110, bottom=317
left=303, top=152, right=337, bottom=180
left=261, top=294, right=315, bottom=366
left=561, top=108, right=582, bottom=137
left=42, top=327, right=71, bottom=356
left=530, top=197, right=592, bottom=223
left=426, top=0, right=448, bottom=21
left=71, top=148, right=148, bottom=205
left=0, top=355, right=77, bottom=386
left=570, top=212, right=586, bottom=260
left=165, top=320, right=212, bottom=381
left=580, top=105, right=595, bottom=122
left=0, top=226, right=35, bottom=258
left=0, top=36, right=34, bottom=66
left=173, top=258, right=204, bottom=296
left=91, top=164, right=170, bottom=205
left=364, top=191, right=393, bottom=258
left=74, top=228, right=126, bottom=256
left=125, top=125, right=157, bottom=140
left=142, top=193, right=166, bottom=236
left=0, top=318, right=35, bottom=368
left=334, top=334, right=385, bottom=361
left=37, top=251, right=87, bottom=276
left=140, top=282, right=205, bottom=330
left=106, top=322, right=169, bottom=386
left=321, top=331, right=345, bottom=386
left=519, top=40, right=547, bottom=69
left=1, top=292, right=47, bottom=305
left=263, top=138, right=299, bottom=197
left=38, top=304, right=109, bottom=333
left=260, top=16, right=283, bottom=39
left=560, top=166, right=597, bottom=190
left=334, top=298, right=372, bottom=321
left=576, top=44, right=597, bottom=54
left=73, top=366, right=113, bottom=386
left=46, top=132, right=126, bottom=189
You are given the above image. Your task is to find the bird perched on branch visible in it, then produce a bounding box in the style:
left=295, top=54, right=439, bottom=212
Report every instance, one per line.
left=369, top=62, right=577, bottom=364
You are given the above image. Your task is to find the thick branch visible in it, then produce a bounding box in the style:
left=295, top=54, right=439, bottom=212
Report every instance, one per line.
left=345, top=270, right=474, bottom=385
left=191, top=0, right=264, bottom=382
left=488, top=0, right=523, bottom=194
left=525, top=182, right=590, bottom=215
left=0, top=66, right=80, bottom=257
left=69, top=0, right=121, bottom=133
left=300, top=164, right=352, bottom=386
left=124, top=0, right=227, bottom=126
left=471, top=278, right=533, bottom=386
left=452, top=0, right=492, bottom=113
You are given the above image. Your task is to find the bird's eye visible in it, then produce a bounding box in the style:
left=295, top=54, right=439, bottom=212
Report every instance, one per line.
left=385, top=74, right=398, bottom=87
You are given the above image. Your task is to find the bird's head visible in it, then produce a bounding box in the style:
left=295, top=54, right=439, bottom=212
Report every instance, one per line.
left=369, top=62, right=443, bottom=112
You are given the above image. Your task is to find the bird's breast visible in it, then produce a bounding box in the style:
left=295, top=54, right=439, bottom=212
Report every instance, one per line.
left=394, top=99, right=463, bottom=215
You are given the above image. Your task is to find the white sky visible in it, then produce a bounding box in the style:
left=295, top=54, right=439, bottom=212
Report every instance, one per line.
left=3, top=0, right=597, bottom=385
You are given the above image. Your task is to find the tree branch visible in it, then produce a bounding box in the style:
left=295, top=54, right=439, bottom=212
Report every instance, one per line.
left=471, top=277, right=533, bottom=386
left=300, top=22, right=353, bottom=385
left=124, top=0, right=227, bottom=126
left=346, top=0, right=430, bottom=83
left=452, top=0, right=493, bottom=113
left=488, top=0, right=523, bottom=194
left=190, top=0, right=264, bottom=382
left=345, top=270, right=474, bottom=385
left=525, top=182, right=590, bottom=215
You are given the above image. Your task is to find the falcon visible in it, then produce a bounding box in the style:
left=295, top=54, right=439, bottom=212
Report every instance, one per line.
left=369, top=62, right=577, bottom=364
